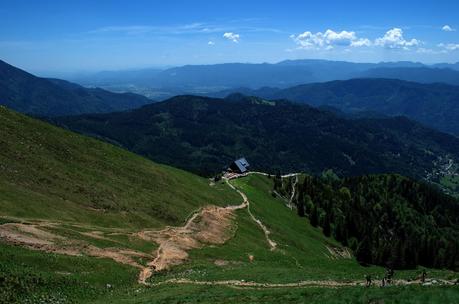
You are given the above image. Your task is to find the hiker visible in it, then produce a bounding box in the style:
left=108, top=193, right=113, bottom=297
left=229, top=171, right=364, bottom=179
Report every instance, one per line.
left=381, top=277, right=386, bottom=287
left=421, top=270, right=427, bottom=283
left=365, top=274, right=372, bottom=287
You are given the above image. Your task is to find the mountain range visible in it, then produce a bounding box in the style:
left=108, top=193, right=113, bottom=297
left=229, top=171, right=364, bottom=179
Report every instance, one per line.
left=72, top=59, right=459, bottom=95
left=0, top=60, right=154, bottom=116
left=212, top=78, right=459, bottom=137
left=50, top=94, right=459, bottom=196
left=1, top=58, right=459, bottom=194
left=1, top=59, right=459, bottom=303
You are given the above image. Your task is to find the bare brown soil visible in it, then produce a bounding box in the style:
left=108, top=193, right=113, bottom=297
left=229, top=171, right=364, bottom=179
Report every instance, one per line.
left=0, top=176, right=286, bottom=285
left=0, top=222, right=152, bottom=268
left=136, top=203, right=246, bottom=284
left=326, top=246, right=352, bottom=259
left=1, top=175, right=457, bottom=290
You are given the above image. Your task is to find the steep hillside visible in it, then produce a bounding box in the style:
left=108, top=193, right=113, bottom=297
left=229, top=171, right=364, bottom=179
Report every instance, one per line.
left=276, top=173, right=459, bottom=270
left=0, top=60, right=153, bottom=116
left=1, top=108, right=458, bottom=303
left=0, top=106, right=239, bottom=228
left=51, top=95, right=459, bottom=190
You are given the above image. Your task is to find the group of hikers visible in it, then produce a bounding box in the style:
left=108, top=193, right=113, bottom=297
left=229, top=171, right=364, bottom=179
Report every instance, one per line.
left=365, top=269, right=428, bottom=287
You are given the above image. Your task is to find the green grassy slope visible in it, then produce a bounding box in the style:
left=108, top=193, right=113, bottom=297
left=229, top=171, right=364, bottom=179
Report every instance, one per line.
left=148, top=175, right=457, bottom=284
left=0, top=106, right=239, bottom=303
left=155, top=174, right=379, bottom=283
left=102, top=174, right=459, bottom=303
left=0, top=107, right=458, bottom=303
left=95, top=284, right=459, bottom=304
left=0, top=106, right=239, bottom=229
left=3, top=240, right=457, bottom=304
left=0, top=243, right=139, bottom=303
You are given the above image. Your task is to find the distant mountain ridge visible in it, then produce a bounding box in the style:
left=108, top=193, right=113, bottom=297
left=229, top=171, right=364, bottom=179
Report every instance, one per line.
left=212, top=78, right=459, bottom=137
left=360, top=67, right=459, bottom=85
left=72, top=59, right=459, bottom=95
left=0, top=59, right=154, bottom=116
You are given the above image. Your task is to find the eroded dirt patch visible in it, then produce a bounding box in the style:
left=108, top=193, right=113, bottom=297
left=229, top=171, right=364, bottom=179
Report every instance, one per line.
left=0, top=177, right=279, bottom=286
left=136, top=204, right=244, bottom=283
left=0, top=223, right=151, bottom=268
left=326, top=246, right=352, bottom=259
left=0, top=202, right=247, bottom=285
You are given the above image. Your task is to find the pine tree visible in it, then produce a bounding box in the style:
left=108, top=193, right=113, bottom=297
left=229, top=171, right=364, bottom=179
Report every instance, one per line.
left=356, top=238, right=372, bottom=265
left=297, top=200, right=305, bottom=217
left=310, top=205, right=319, bottom=227
left=323, top=214, right=331, bottom=237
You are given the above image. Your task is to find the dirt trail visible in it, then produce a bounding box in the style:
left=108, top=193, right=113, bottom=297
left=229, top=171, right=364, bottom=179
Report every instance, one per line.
left=0, top=176, right=259, bottom=286
left=2, top=173, right=459, bottom=290
left=152, top=278, right=360, bottom=288
left=137, top=201, right=247, bottom=284
left=225, top=178, right=277, bottom=251
left=138, top=177, right=277, bottom=284
left=150, top=277, right=458, bottom=289
left=288, top=175, right=298, bottom=210
left=245, top=172, right=301, bottom=178
left=246, top=204, right=277, bottom=250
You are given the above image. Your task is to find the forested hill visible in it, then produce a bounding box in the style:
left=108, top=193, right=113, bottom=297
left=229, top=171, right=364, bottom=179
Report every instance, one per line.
left=221, top=78, right=459, bottom=137
left=275, top=173, right=459, bottom=270
left=51, top=95, right=459, bottom=186
left=0, top=59, right=154, bottom=116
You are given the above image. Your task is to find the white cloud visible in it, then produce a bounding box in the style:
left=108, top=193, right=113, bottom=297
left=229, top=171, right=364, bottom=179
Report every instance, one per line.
left=438, top=43, right=459, bottom=51
left=223, top=32, right=240, bottom=43
left=291, top=29, right=371, bottom=50
left=351, top=38, right=372, bottom=47
left=374, top=28, right=420, bottom=50
left=208, top=41, right=215, bottom=45
left=442, top=25, right=456, bottom=32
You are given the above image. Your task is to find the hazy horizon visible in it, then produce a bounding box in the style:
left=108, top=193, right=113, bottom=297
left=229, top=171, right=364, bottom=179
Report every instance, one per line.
left=1, top=0, right=458, bottom=75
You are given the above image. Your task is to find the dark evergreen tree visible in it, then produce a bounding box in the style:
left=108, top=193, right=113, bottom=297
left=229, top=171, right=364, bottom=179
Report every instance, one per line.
left=310, top=205, right=319, bottom=227
left=356, top=238, right=372, bottom=265
left=277, top=173, right=459, bottom=271
left=322, top=214, right=331, bottom=237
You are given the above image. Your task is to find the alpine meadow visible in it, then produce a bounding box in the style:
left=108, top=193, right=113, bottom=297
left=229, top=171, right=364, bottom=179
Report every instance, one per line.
left=1, top=1, right=459, bottom=303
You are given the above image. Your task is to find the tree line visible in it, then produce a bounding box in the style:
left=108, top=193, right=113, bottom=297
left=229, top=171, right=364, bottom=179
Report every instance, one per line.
left=274, top=173, right=459, bottom=270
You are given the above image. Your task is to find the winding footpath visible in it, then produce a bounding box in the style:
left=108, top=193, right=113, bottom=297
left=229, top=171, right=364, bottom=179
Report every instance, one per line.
left=288, top=174, right=299, bottom=210
left=225, top=178, right=277, bottom=251
left=145, top=172, right=458, bottom=288
left=139, top=175, right=279, bottom=284
left=137, top=198, right=248, bottom=284
left=138, top=175, right=278, bottom=284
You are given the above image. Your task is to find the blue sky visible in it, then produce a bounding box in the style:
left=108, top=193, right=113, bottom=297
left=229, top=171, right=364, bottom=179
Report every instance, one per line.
left=1, top=0, right=459, bottom=74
